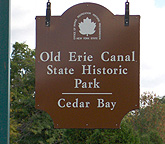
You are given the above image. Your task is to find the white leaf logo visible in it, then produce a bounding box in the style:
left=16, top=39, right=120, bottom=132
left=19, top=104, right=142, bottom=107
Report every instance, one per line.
left=78, top=17, right=96, bottom=36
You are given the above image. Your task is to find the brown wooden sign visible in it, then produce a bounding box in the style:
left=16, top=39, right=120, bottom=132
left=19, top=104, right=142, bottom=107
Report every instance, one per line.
left=35, top=3, right=140, bottom=128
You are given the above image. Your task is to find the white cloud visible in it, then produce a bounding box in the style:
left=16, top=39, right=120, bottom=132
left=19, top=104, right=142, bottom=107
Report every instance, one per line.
left=137, top=0, right=165, bottom=96
left=11, top=0, right=165, bottom=96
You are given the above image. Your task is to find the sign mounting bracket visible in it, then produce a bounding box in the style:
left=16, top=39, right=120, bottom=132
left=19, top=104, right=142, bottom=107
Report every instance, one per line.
left=45, top=0, right=51, bottom=27
left=125, top=0, right=129, bottom=26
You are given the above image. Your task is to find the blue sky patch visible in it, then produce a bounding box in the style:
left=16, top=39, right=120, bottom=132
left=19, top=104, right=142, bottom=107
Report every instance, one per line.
left=155, top=0, right=165, bottom=8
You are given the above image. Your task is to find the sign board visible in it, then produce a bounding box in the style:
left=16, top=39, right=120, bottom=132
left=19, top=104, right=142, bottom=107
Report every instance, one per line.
left=35, top=3, right=140, bottom=128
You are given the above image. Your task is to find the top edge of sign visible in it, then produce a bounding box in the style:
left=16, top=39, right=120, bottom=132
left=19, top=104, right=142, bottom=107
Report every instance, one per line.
left=62, top=3, right=114, bottom=16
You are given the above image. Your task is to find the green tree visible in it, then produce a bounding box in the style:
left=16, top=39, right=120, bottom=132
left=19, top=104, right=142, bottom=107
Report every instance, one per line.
left=10, top=42, right=65, bottom=144
left=10, top=42, right=36, bottom=142
left=63, top=121, right=140, bottom=144
left=128, top=92, right=164, bottom=144
left=63, top=129, right=94, bottom=144
left=86, top=121, right=140, bottom=144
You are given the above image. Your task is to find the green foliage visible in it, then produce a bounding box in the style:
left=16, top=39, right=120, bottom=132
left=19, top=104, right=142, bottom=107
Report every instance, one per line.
left=10, top=117, right=20, bottom=144
left=140, top=134, right=151, bottom=144
left=86, top=129, right=107, bottom=144
left=149, top=130, right=163, bottom=144
left=10, top=42, right=164, bottom=144
left=10, top=42, right=65, bottom=144
left=101, top=121, right=140, bottom=144
left=139, top=130, right=163, bottom=144
left=63, top=122, right=140, bottom=144
left=128, top=92, right=165, bottom=143
left=10, top=42, right=36, bottom=143
left=63, top=129, right=93, bottom=144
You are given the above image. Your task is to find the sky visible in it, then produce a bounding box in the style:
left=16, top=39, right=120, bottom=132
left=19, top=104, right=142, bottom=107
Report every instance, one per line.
left=11, top=0, right=165, bottom=97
